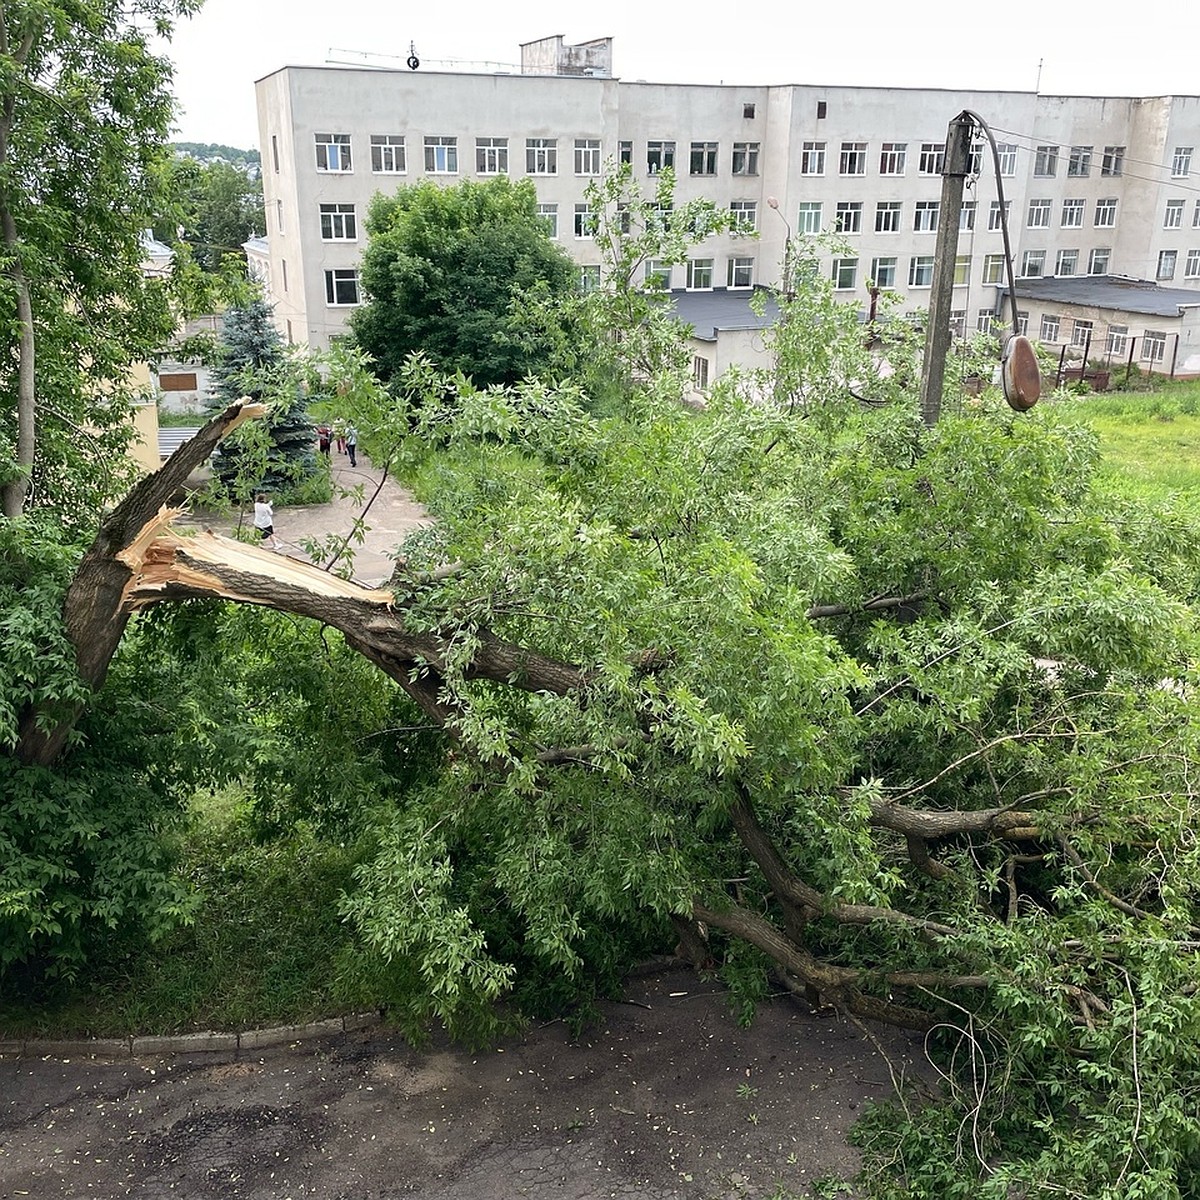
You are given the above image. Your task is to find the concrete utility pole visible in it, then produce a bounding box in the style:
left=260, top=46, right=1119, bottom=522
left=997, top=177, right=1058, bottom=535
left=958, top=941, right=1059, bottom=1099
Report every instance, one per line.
left=919, top=112, right=975, bottom=428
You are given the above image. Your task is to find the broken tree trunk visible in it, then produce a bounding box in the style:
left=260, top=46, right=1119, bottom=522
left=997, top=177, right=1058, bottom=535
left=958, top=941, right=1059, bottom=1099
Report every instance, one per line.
left=15, top=398, right=581, bottom=766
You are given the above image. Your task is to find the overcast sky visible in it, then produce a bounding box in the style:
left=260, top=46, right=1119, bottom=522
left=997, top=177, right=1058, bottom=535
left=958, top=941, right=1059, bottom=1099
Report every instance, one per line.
left=166, top=0, right=1200, bottom=148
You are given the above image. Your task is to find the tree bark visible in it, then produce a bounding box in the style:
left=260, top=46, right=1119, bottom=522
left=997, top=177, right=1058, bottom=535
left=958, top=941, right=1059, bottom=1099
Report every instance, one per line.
left=15, top=398, right=583, bottom=765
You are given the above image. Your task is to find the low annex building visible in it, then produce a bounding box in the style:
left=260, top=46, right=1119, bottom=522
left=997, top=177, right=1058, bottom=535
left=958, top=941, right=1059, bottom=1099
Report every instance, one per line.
left=998, top=275, right=1200, bottom=377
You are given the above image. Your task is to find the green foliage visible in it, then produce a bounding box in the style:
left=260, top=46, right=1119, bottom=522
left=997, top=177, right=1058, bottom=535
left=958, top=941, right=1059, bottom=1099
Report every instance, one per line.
left=351, top=176, right=577, bottom=387
left=0, top=0, right=200, bottom=516
left=154, top=156, right=265, bottom=273
left=205, top=299, right=319, bottom=500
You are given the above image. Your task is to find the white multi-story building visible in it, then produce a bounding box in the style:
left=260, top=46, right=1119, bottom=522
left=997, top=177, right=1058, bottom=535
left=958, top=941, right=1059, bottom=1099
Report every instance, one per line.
left=255, top=35, right=1200, bottom=356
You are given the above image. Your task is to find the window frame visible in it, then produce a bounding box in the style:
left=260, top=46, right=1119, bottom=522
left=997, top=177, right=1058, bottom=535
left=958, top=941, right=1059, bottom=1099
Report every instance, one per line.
left=1060, top=198, right=1084, bottom=228
left=526, top=137, right=558, bottom=175
left=831, top=256, right=858, bottom=290
left=1067, top=145, right=1092, bottom=177
left=908, top=255, right=935, bottom=288
left=839, top=141, right=867, bottom=176
left=731, top=141, right=759, bottom=176
left=424, top=136, right=458, bottom=174
left=318, top=202, right=357, bottom=241
left=323, top=268, right=359, bottom=307
left=574, top=138, right=601, bottom=176
left=870, top=256, right=898, bottom=289
left=686, top=257, right=714, bottom=290
left=879, top=142, right=907, bottom=175
left=1094, top=198, right=1118, bottom=228
left=370, top=134, right=405, bottom=174
left=476, top=136, right=509, bottom=175
left=689, top=141, right=719, bottom=176
left=913, top=200, right=940, bottom=233
left=834, top=201, right=863, bottom=234
left=1033, top=145, right=1058, bottom=177
left=315, top=132, right=352, bottom=173
left=918, top=142, right=945, bottom=175
left=727, top=256, right=754, bottom=289
left=646, top=140, right=676, bottom=174
left=796, top=202, right=823, bottom=235
left=800, top=141, right=826, bottom=175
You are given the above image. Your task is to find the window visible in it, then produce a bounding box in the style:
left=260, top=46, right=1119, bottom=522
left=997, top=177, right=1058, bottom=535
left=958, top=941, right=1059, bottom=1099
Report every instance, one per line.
left=1101, top=146, right=1124, bottom=176
left=832, top=257, right=858, bottom=289
left=371, top=135, right=406, bottom=173
left=743, top=102, right=756, bottom=119
left=646, top=140, right=675, bottom=174
left=797, top=202, right=823, bottom=234
left=1094, top=198, right=1117, bottom=227
left=690, top=141, right=718, bottom=175
left=1021, top=250, right=1046, bottom=277
left=324, top=268, right=359, bottom=306
left=954, top=255, right=971, bottom=286
left=424, top=136, right=457, bottom=173
left=578, top=265, right=601, bottom=295
left=977, top=309, right=996, bottom=333
left=687, top=257, right=714, bottom=290
left=909, top=255, right=934, bottom=287
left=801, top=141, right=826, bottom=174
left=732, top=141, right=759, bottom=175
left=1106, top=324, right=1128, bottom=354
left=835, top=201, right=863, bottom=234
left=879, top=142, right=906, bottom=175
left=1142, top=330, right=1167, bottom=363
left=988, top=200, right=1011, bottom=231
left=526, top=138, right=557, bottom=174
left=1089, top=247, right=1111, bottom=274
left=1165, top=199, right=1185, bottom=229
left=816, top=100, right=827, bottom=119
left=875, top=201, right=902, bottom=232
left=919, top=142, right=945, bottom=174
left=1055, top=249, right=1078, bottom=276
left=1061, top=198, right=1084, bottom=228
left=949, top=309, right=966, bottom=338
left=960, top=201, right=977, bottom=231
left=1195, top=201, right=1200, bottom=228
left=271, top=135, right=279, bottom=173
left=730, top=200, right=757, bottom=232
left=574, top=203, right=594, bottom=239
left=692, top=355, right=710, bottom=390
left=840, top=141, right=867, bottom=175
left=871, top=256, right=898, bottom=289
left=315, top=132, right=351, bottom=172
left=537, top=203, right=558, bottom=239
left=1071, top=319, right=1093, bottom=348
left=997, top=143, right=1018, bottom=176
left=1034, top=145, right=1058, bottom=176
left=1172, top=146, right=1193, bottom=177
left=914, top=200, right=940, bottom=232
left=645, top=260, right=671, bottom=289
left=1016, top=311, right=1029, bottom=335
left=619, top=140, right=633, bottom=165
left=1067, top=145, right=1092, bottom=177
left=319, top=202, right=356, bottom=241
left=728, top=256, right=754, bottom=288
left=276, top=198, right=283, bottom=233
left=281, top=259, right=287, bottom=292
left=476, top=137, right=508, bottom=174
left=1040, top=314, right=1060, bottom=341
left=1157, top=249, right=1178, bottom=280
left=1187, top=249, right=1200, bottom=279
left=982, top=254, right=1005, bottom=284
left=574, top=139, right=601, bottom=175
left=1027, top=199, right=1052, bottom=228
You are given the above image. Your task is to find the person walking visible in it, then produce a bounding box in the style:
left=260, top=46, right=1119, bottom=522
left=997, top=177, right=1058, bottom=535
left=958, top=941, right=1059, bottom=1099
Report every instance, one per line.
left=333, top=418, right=346, bottom=455
left=345, top=423, right=359, bottom=467
left=317, top=424, right=331, bottom=457
left=253, top=492, right=282, bottom=550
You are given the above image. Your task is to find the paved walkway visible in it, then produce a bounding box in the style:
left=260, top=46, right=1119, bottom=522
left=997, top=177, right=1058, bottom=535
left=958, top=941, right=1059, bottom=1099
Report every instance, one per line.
left=180, top=451, right=431, bottom=588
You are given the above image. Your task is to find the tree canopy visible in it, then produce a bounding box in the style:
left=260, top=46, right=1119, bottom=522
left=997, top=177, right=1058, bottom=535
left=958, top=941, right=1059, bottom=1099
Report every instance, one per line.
left=350, top=176, right=577, bottom=387
left=155, top=157, right=265, bottom=273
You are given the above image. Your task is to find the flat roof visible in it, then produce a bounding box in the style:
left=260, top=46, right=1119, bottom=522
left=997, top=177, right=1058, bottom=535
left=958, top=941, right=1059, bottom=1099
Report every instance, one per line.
left=1002, top=275, right=1200, bottom=318
left=669, top=288, right=780, bottom=341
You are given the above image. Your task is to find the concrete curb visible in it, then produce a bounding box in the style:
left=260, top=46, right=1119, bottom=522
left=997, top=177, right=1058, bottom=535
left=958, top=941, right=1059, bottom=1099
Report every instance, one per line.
left=0, top=1011, right=383, bottom=1060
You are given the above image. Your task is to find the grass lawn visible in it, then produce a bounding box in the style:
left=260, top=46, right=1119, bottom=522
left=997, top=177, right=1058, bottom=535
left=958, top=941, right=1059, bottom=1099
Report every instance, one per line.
left=1044, top=381, right=1200, bottom=501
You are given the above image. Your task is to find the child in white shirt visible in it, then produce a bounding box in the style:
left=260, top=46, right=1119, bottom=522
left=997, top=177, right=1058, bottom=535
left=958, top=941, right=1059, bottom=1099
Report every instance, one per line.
left=253, top=493, right=282, bottom=550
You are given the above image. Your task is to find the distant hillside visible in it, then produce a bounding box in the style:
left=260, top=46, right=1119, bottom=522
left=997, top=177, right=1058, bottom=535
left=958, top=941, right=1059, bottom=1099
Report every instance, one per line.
left=173, top=142, right=261, bottom=166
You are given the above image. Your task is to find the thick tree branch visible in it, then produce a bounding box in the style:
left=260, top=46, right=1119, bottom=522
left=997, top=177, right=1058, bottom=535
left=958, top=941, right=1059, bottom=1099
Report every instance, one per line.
left=806, top=592, right=927, bottom=620
left=729, top=785, right=963, bottom=938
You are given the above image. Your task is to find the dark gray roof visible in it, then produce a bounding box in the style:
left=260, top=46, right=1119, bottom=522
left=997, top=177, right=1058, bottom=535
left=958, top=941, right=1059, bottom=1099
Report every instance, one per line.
left=667, top=287, right=781, bottom=342
left=1000, top=275, right=1200, bottom=318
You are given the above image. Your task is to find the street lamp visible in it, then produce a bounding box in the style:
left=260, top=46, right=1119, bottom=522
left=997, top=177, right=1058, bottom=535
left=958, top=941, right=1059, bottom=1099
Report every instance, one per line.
left=766, top=196, right=795, bottom=300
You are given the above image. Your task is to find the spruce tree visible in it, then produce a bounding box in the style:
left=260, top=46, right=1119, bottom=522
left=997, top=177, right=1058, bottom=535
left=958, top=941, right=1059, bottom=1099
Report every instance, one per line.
left=207, top=299, right=316, bottom=496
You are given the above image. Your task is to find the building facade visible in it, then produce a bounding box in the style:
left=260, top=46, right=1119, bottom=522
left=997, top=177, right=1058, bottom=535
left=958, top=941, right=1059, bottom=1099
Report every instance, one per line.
left=255, top=37, right=1200, bottom=355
